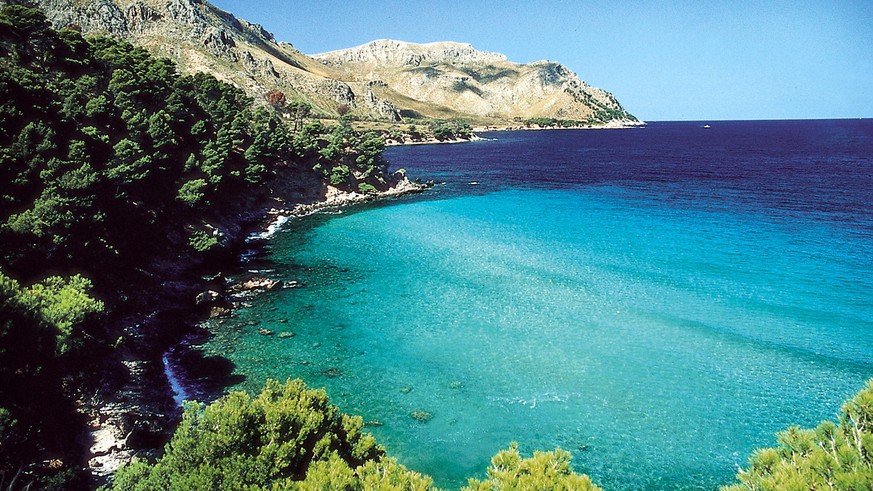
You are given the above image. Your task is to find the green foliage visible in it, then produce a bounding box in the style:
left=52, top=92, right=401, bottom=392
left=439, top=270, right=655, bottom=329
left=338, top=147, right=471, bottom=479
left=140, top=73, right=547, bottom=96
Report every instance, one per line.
left=292, top=121, right=325, bottom=159
left=319, top=123, right=354, bottom=162
left=523, top=117, right=590, bottom=128
left=0, top=4, right=397, bottom=487
left=20, top=274, right=103, bottom=354
left=177, top=178, right=208, bottom=206
left=723, top=380, right=873, bottom=491
left=309, top=124, right=396, bottom=192
left=329, top=165, right=351, bottom=187
left=0, top=270, right=84, bottom=489
left=355, top=131, right=387, bottom=176
left=462, top=443, right=601, bottom=491
left=358, top=183, right=377, bottom=194
left=427, top=120, right=473, bottom=141
left=0, top=4, right=338, bottom=281
left=188, top=230, right=219, bottom=253
left=110, top=379, right=397, bottom=490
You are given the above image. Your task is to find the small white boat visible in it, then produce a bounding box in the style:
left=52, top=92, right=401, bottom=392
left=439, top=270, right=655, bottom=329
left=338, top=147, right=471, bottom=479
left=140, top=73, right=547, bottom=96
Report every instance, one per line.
left=703, top=124, right=711, bottom=129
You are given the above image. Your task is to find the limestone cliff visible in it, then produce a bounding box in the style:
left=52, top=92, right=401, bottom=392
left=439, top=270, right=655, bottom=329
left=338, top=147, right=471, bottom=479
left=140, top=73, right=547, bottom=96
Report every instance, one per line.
left=315, top=39, right=638, bottom=124
left=23, top=0, right=639, bottom=125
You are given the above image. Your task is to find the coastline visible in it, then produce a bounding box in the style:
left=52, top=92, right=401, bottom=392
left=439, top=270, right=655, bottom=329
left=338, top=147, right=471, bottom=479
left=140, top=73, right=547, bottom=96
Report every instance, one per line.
left=383, top=122, right=645, bottom=148
left=474, top=120, right=646, bottom=132
left=384, top=134, right=487, bottom=147
left=85, top=174, right=428, bottom=484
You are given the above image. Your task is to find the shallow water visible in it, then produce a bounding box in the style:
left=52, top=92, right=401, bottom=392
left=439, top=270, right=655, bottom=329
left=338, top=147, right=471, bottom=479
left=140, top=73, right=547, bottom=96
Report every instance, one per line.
left=198, top=120, right=873, bottom=490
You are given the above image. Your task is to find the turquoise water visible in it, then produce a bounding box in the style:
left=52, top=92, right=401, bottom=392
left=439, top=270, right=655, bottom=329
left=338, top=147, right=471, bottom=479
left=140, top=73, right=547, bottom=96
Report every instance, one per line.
left=198, top=122, right=873, bottom=489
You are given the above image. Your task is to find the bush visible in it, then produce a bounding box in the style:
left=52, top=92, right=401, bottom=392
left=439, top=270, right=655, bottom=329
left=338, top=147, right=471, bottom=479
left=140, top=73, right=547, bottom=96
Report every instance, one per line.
left=176, top=178, right=207, bottom=206
left=722, top=380, right=873, bottom=491
left=329, top=165, right=350, bottom=187
left=463, top=443, right=601, bottom=491
left=21, top=274, right=103, bottom=354
left=109, top=379, right=424, bottom=490
left=187, top=230, right=219, bottom=253
left=358, top=183, right=377, bottom=194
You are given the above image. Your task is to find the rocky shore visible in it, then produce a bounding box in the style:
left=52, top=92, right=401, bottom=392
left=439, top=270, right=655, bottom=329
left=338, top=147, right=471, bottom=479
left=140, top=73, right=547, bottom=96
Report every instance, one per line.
left=384, top=134, right=487, bottom=146
left=83, top=173, right=427, bottom=487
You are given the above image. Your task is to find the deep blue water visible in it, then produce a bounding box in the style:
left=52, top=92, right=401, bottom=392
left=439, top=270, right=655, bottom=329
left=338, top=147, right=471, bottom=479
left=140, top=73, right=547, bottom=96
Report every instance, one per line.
left=199, top=120, right=873, bottom=490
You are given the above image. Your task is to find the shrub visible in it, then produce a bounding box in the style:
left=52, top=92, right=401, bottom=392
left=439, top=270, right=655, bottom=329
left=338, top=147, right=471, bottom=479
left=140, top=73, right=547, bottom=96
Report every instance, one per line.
left=722, top=380, right=873, bottom=490
left=358, top=183, right=377, bottom=194
left=110, top=379, right=414, bottom=490
left=463, top=443, right=601, bottom=491
left=176, top=178, right=207, bottom=206
left=187, top=230, right=219, bottom=253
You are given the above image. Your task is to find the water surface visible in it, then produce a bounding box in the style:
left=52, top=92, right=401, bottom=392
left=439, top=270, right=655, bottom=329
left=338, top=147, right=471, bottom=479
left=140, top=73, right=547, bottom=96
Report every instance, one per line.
left=198, top=120, right=873, bottom=490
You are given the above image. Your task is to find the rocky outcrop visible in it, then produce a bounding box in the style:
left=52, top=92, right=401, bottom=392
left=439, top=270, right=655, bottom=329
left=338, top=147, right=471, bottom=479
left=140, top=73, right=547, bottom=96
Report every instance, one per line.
left=25, top=0, right=638, bottom=125
left=315, top=39, right=507, bottom=67
left=364, top=87, right=401, bottom=121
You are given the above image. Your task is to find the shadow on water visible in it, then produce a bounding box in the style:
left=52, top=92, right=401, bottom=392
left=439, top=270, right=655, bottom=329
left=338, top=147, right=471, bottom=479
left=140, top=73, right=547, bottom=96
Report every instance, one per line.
left=165, top=335, right=246, bottom=405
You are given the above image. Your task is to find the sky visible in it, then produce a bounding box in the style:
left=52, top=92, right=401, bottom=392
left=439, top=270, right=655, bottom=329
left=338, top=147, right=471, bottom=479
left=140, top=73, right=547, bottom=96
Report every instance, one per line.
left=209, top=0, right=873, bottom=121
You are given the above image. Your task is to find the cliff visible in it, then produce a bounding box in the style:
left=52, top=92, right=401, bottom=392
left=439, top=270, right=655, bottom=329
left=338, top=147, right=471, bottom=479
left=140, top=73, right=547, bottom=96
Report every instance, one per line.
left=26, top=0, right=638, bottom=125
left=315, top=39, right=638, bottom=124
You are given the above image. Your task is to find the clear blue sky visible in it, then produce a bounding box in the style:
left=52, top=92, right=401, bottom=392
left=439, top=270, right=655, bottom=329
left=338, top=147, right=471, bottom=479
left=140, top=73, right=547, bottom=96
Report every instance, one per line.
left=210, top=0, right=872, bottom=121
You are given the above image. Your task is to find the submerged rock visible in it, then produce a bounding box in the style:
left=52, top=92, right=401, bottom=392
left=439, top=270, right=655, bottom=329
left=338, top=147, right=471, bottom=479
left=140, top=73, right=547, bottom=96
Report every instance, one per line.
left=277, top=331, right=296, bottom=338
left=448, top=381, right=464, bottom=389
left=257, top=328, right=274, bottom=336
left=363, top=420, right=384, bottom=428
left=209, top=306, right=232, bottom=318
left=321, top=367, right=342, bottom=378
left=231, top=277, right=280, bottom=292
left=410, top=410, right=432, bottom=422
left=399, top=385, right=413, bottom=394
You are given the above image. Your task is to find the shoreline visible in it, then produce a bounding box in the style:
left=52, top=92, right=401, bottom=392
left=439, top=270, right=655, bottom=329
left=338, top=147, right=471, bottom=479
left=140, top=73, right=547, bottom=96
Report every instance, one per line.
left=384, top=134, right=487, bottom=147
left=85, top=174, right=428, bottom=484
left=383, top=122, right=645, bottom=148
left=474, top=120, right=646, bottom=132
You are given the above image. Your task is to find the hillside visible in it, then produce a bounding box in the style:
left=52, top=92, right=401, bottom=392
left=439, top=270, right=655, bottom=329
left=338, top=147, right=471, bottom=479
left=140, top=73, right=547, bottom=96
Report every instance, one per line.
left=27, top=0, right=639, bottom=125
left=315, top=39, right=638, bottom=124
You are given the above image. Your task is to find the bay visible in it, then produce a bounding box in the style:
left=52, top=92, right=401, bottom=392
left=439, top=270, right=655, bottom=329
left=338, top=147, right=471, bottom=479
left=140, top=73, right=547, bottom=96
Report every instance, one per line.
left=198, top=120, right=873, bottom=490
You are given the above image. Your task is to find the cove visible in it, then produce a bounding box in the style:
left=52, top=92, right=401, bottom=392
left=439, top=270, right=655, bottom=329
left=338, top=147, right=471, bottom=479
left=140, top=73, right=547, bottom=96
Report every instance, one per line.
left=197, top=121, right=873, bottom=490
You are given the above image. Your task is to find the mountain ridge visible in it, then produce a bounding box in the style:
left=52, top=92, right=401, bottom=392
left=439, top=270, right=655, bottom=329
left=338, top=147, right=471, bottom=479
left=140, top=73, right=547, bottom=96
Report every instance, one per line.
left=22, top=0, right=639, bottom=125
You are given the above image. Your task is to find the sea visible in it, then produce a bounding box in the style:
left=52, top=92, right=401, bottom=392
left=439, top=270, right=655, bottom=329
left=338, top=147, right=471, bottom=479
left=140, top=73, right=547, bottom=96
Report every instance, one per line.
left=191, top=119, right=873, bottom=490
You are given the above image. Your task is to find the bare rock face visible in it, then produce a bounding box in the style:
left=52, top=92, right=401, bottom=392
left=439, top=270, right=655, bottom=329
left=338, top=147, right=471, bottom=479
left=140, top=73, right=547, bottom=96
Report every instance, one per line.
left=315, top=39, right=508, bottom=67
left=27, top=0, right=638, bottom=124
left=202, top=27, right=238, bottom=61
left=364, top=88, right=401, bottom=121
left=314, top=39, right=638, bottom=124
